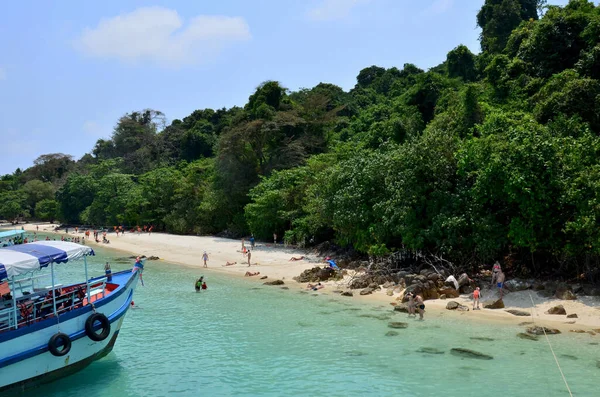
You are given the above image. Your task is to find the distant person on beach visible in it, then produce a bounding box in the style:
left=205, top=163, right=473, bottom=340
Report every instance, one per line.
left=250, top=236, right=255, bottom=249
left=306, top=283, right=324, bottom=291
left=202, top=251, right=209, bottom=268
left=289, top=256, right=305, bottom=261
left=245, top=271, right=260, bottom=277
left=406, top=292, right=416, bottom=317
left=105, top=262, right=112, bottom=282
left=224, top=261, right=237, bottom=266
left=273, top=233, right=277, bottom=244
left=496, top=271, right=505, bottom=299
left=473, top=287, right=481, bottom=310
left=247, top=249, right=252, bottom=266
left=324, top=257, right=339, bottom=270
left=414, top=294, right=425, bottom=320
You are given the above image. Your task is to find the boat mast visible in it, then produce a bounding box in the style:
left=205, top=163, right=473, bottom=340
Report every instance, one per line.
left=84, top=255, right=91, bottom=303
left=10, top=276, right=17, bottom=329
left=50, top=262, right=57, bottom=317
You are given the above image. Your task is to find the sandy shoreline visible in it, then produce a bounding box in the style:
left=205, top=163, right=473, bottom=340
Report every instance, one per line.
left=14, top=223, right=600, bottom=334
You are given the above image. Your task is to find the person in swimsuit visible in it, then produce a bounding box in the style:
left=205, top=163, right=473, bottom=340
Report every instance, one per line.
left=406, top=292, right=416, bottom=317
left=104, top=262, right=112, bottom=282
left=473, top=287, right=481, bottom=310
left=491, top=261, right=502, bottom=287
left=202, top=251, right=209, bottom=268
left=496, top=271, right=505, bottom=299
left=414, top=294, right=425, bottom=320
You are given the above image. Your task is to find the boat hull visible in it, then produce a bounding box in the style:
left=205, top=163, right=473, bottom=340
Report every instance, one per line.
left=0, top=270, right=138, bottom=395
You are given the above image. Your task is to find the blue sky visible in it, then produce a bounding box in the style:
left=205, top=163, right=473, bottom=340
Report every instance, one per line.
left=0, top=0, right=573, bottom=175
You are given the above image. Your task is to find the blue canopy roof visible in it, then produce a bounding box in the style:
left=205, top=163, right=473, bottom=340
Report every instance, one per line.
left=0, top=229, right=25, bottom=240
left=0, top=241, right=94, bottom=281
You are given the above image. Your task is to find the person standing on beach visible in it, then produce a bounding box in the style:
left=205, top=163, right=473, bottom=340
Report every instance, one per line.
left=496, top=271, right=505, bottom=299
left=406, top=292, right=416, bottom=317
left=491, top=261, right=502, bottom=287
left=414, top=294, right=425, bottom=320
left=473, top=287, right=481, bottom=310
left=202, top=251, right=209, bottom=268
left=247, top=249, right=252, bottom=266
left=273, top=233, right=277, bottom=244
left=250, top=235, right=255, bottom=249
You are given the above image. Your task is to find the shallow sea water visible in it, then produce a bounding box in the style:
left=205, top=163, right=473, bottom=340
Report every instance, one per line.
left=14, top=243, right=600, bottom=397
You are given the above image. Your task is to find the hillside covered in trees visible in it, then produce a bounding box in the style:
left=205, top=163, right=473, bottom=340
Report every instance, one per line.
left=2, top=0, right=600, bottom=277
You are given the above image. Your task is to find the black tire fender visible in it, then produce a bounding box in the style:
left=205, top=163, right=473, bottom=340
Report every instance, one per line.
left=85, top=312, right=111, bottom=342
left=48, top=333, right=71, bottom=357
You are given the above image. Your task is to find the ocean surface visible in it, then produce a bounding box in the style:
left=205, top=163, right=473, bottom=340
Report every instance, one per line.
left=8, top=240, right=600, bottom=397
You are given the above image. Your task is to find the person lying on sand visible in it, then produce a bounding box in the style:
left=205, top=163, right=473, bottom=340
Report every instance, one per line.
left=245, top=271, right=260, bottom=277
left=289, top=256, right=305, bottom=261
left=223, top=261, right=237, bottom=266
left=306, top=282, right=324, bottom=291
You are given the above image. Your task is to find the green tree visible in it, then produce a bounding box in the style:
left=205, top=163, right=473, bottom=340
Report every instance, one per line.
left=447, top=45, right=477, bottom=82
left=477, top=0, right=539, bottom=53
left=35, top=199, right=59, bottom=222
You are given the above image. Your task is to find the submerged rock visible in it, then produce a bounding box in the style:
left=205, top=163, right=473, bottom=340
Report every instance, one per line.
left=385, top=331, right=400, bottom=337
left=518, top=322, right=534, bottom=326
left=569, top=329, right=586, bottom=333
left=517, top=333, right=539, bottom=341
left=417, top=347, right=445, bottom=355
left=505, top=309, right=531, bottom=317
left=560, top=354, right=578, bottom=360
left=470, top=337, right=495, bottom=342
left=527, top=326, right=561, bottom=335
left=263, top=280, right=284, bottom=286
left=394, top=303, right=410, bottom=313
left=388, top=322, right=409, bottom=329
left=260, top=276, right=268, bottom=279
left=545, top=305, right=567, bottom=315
left=483, top=299, right=505, bottom=309
left=450, top=348, right=493, bottom=360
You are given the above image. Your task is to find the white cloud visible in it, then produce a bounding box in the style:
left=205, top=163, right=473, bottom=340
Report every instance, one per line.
left=74, top=7, right=251, bottom=67
left=307, top=0, right=369, bottom=21
left=425, top=0, right=454, bottom=15
left=0, top=67, right=5, bottom=80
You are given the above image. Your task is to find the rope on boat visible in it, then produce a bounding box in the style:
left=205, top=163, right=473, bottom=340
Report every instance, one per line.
left=527, top=292, right=574, bottom=397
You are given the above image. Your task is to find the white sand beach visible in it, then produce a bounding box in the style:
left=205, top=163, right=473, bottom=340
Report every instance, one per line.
left=21, top=223, right=600, bottom=333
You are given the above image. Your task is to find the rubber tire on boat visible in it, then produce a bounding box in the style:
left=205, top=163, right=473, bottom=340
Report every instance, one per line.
left=85, top=313, right=111, bottom=342
left=48, top=333, right=71, bottom=357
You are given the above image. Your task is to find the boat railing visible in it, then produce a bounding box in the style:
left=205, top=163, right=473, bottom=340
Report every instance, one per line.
left=0, top=277, right=109, bottom=333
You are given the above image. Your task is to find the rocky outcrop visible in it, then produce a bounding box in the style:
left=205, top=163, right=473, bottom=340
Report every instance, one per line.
left=341, top=291, right=353, bottom=297
left=446, top=301, right=460, bottom=310
left=360, top=287, right=375, bottom=295
left=450, top=348, right=493, bottom=360
left=483, top=299, right=505, bottom=309
left=555, top=284, right=577, bottom=300
left=504, top=278, right=533, bottom=292
left=567, top=313, right=578, bottom=318
left=569, top=329, right=586, bottom=333
left=263, top=280, right=284, bottom=286
left=527, top=326, right=561, bottom=335
left=545, top=305, right=567, bottom=315
left=260, top=276, right=268, bottom=279
left=437, top=288, right=460, bottom=298
left=505, top=309, right=531, bottom=317
left=294, top=266, right=338, bottom=283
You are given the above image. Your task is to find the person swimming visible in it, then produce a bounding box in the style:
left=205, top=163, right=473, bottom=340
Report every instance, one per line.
left=195, top=276, right=204, bottom=292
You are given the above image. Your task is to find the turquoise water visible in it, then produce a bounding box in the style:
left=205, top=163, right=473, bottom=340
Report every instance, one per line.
left=11, top=243, right=600, bottom=397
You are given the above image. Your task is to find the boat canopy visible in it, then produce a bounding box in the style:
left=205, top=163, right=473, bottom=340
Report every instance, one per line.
left=0, top=241, right=94, bottom=281
left=0, top=229, right=25, bottom=240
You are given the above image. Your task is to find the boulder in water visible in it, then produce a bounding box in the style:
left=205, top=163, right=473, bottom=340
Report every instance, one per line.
left=527, top=326, right=561, bottom=335
left=517, top=333, right=539, bottom=341
left=341, top=291, right=353, bottom=297
left=385, top=331, right=400, bottom=337
left=388, top=322, right=408, bottom=329
left=417, top=347, right=445, bottom=355
left=450, top=348, right=493, bottom=360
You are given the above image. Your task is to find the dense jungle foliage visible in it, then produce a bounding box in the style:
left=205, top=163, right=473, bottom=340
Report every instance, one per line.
left=2, top=0, right=600, bottom=276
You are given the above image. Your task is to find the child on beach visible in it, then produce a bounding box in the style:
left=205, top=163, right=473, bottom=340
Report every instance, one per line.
left=473, top=287, right=481, bottom=310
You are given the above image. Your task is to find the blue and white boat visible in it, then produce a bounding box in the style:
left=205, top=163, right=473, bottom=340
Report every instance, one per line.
left=0, top=241, right=140, bottom=394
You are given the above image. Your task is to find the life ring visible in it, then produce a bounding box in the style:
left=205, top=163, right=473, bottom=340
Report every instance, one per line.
left=48, top=333, right=71, bottom=357
left=85, top=313, right=111, bottom=342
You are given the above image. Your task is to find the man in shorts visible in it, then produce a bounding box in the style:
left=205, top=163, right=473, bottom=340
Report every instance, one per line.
left=496, top=271, right=505, bottom=299
left=414, top=294, right=425, bottom=320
